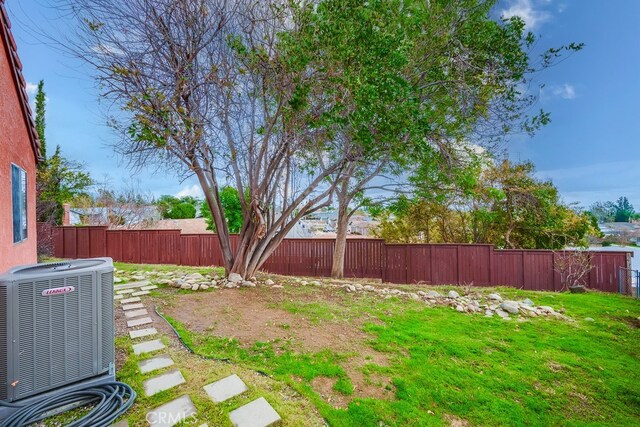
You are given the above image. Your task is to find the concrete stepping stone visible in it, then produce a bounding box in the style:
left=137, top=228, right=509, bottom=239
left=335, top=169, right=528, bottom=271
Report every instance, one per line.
left=132, top=290, right=150, bottom=296
left=124, top=308, right=149, bottom=319
left=203, top=374, right=248, bottom=403
left=141, top=285, right=159, bottom=291
left=116, top=289, right=134, bottom=295
left=111, top=419, right=128, bottom=427
left=114, top=280, right=150, bottom=291
left=129, top=327, right=158, bottom=339
left=122, top=303, right=145, bottom=311
left=143, top=369, right=186, bottom=396
left=114, top=294, right=123, bottom=300
left=127, top=317, right=153, bottom=328
left=229, top=397, right=281, bottom=427
left=147, top=395, right=197, bottom=427
left=133, top=339, right=165, bottom=355
left=138, top=354, right=175, bottom=374
left=120, top=297, right=141, bottom=304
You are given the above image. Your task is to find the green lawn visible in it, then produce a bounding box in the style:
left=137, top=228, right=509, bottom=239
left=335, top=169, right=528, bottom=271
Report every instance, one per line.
left=114, top=262, right=640, bottom=426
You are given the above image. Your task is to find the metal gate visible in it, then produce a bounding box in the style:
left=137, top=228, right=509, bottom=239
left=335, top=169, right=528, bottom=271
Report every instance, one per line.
left=619, top=267, right=640, bottom=297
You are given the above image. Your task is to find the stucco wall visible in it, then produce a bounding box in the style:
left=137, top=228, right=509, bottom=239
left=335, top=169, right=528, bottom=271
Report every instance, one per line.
left=0, top=30, right=37, bottom=274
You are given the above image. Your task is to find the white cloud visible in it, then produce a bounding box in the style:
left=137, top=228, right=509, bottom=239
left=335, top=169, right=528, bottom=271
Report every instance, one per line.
left=540, top=83, right=577, bottom=101
left=501, top=0, right=551, bottom=31
left=175, top=184, right=204, bottom=199
left=26, top=81, right=37, bottom=96
left=552, top=83, right=576, bottom=99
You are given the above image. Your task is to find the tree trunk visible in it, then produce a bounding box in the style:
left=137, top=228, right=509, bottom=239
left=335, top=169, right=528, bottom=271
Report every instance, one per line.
left=331, top=206, right=350, bottom=278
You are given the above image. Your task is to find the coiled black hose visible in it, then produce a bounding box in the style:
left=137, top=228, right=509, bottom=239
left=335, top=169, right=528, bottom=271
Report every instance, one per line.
left=0, top=381, right=136, bottom=427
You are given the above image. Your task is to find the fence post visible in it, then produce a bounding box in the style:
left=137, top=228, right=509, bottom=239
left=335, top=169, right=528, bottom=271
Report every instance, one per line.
left=619, top=267, right=623, bottom=294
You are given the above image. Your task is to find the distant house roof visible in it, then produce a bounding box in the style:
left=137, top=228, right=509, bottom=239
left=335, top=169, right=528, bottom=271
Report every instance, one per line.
left=70, top=206, right=161, bottom=226
left=600, top=222, right=640, bottom=235
left=0, top=0, right=42, bottom=163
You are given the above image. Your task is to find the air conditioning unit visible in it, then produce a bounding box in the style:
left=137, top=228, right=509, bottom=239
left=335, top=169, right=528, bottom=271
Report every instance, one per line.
left=0, top=258, right=116, bottom=416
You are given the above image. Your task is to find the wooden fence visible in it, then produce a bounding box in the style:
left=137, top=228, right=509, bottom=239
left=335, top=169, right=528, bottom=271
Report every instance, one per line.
left=42, top=225, right=632, bottom=293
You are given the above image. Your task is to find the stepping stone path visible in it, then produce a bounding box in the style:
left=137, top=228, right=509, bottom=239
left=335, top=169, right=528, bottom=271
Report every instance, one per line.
left=116, top=276, right=281, bottom=426
left=122, top=303, right=145, bottom=311
left=125, top=308, right=149, bottom=319
left=132, top=339, right=165, bottom=355
left=229, top=397, right=282, bottom=427
left=129, top=327, right=158, bottom=339
left=127, top=317, right=153, bottom=328
left=203, top=374, right=247, bottom=403
left=132, top=290, right=150, bottom=296
left=147, top=395, right=197, bottom=427
left=139, top=354, right=175, bottom=374
left=143, top=369, right=186, bottom=396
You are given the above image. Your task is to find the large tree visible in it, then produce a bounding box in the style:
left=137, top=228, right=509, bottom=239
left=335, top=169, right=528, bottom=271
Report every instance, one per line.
left=63, top=0, right=356, bottom=278
left=312, top=0, right=582, bottom=277
left=62, top=0, right=580, bottom=278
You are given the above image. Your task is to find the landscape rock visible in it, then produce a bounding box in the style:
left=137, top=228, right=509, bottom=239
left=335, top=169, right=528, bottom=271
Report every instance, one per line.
left=364, top=285, right=375, bottom=292
left=200, top=284, right=209, bottom=290
left=569, top=285, right=586, bottom=294
left=521, top=298, right=535, bottom=307
left=448, top=290, right=460, bottom=299
left=265, top=279, right=275, bottom=286
left=191, top=284, right=200, bottom=291
left=495, top=309, right=510, bottom=319
left=487, top=293, right=502, bottom=302
left=272, top=285, right=283, bottom=289
left=180, top=284, right=192, bottom=290
left=584, top=317, right=595, bottom=322
left=241, top=280, right=256, bottom=288
left=425, top=290, right=441, bottom=298
left=227, top=273, right=243, bottom=283
left=500, top=301, right=520, bottom=314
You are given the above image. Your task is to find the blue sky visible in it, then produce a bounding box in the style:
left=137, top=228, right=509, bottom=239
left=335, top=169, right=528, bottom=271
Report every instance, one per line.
left=7, top=0, right=640, bottom=209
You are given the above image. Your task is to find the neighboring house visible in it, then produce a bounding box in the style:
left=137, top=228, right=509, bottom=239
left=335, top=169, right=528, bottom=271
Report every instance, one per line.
left=0, top=1, right=42, bottom=273
left=64, top=205, right=161, bottom=228
left=599, top=222, right=640, bottom=237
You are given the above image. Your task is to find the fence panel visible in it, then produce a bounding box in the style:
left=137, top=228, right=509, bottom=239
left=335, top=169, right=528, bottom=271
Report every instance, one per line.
left=180, top=235, right=201, bottom=266
left=591, top=252, right=627, bottom=293
left=492, top=250, right=523, bottom=287
left=523, top=252, right=555, bottom=291
left=458, top=245, right=492, bottom=286
left=312, top=240, right=334, bottom=277
left=120, top=231, right=141, bottom=264
left=40, top=225, right=632, bottom=294
left=406, top=245, right=431, bottom=284
left=384, top=245, right=407, bottom=284
left=157, top=230, right=181, bottom=265
left=431, top=246, right=458, bottom=285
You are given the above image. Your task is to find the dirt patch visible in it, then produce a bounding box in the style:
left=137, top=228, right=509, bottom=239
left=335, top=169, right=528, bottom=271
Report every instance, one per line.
left=163, top=285, right=396, bottom=402
left=444, top=414, right=471, bottom=427
left=547, top=361, right=564, bottom=372
left=311, top=377, right=351, bottom=409
left=165, top=287, right=372, bottom=354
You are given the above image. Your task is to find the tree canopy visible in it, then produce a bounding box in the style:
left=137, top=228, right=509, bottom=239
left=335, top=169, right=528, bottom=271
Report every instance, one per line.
left=375, top=159, right=598, bottom=249
left=63, top=0, right=581, bottom=277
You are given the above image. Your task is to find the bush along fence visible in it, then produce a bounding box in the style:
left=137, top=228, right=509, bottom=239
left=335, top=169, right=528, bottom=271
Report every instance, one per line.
left=39, top=225, right=633, bottom=294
